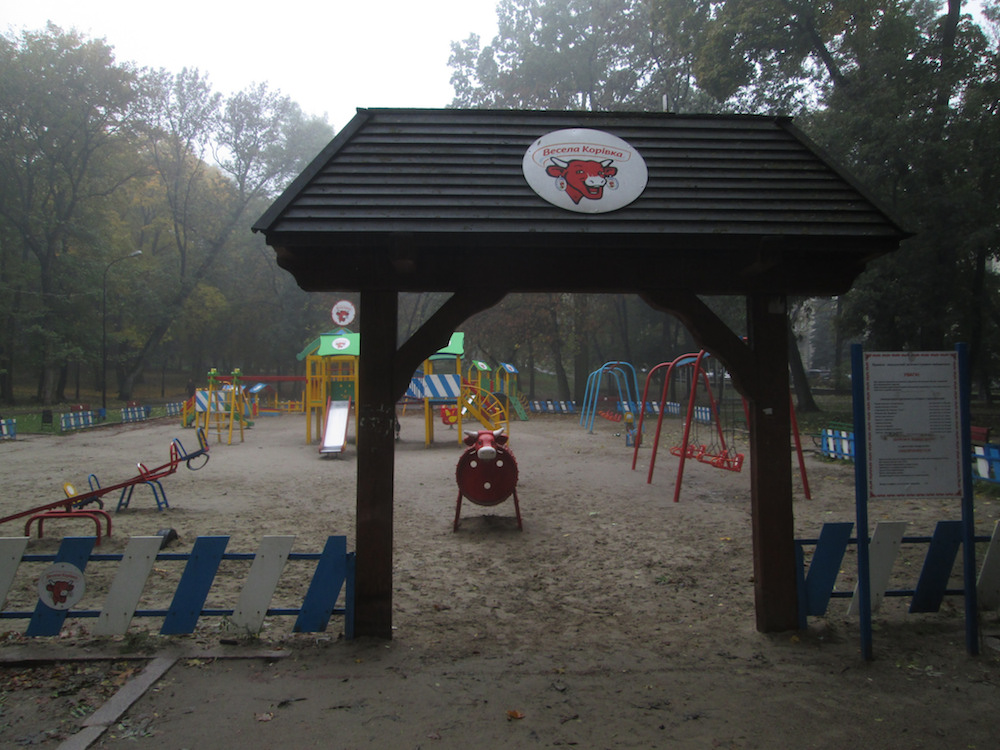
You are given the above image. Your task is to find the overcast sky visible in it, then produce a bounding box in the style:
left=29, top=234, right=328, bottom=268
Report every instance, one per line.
left=5, top=0, right=499, bottom=132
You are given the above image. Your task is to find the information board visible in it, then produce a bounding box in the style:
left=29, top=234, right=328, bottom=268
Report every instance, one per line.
left=863, top=351, right=962, bottom=499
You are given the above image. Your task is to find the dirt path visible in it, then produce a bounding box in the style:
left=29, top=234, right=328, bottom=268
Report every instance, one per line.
left=0, top=412, right=997, bottom=748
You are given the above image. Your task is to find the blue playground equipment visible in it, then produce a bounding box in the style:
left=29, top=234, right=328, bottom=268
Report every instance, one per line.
left=580, top=361, right=642, bottom=434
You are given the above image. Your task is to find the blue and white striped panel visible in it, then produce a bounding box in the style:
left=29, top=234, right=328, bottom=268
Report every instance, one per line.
left=194, top=390, right=225, bottom=412
left=121, top=406, right=146, bottom=423
left=405, top=378, right=423, bottom=399
left=0, top=419, right=15, bottom=439
left=694, top=405, right=712, bottom=424
left=60, top=411, right=94, bottom=430
left=421, top=374, right=462, bottom=399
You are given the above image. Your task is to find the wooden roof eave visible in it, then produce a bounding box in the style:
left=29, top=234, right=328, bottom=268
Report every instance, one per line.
left=267, top=233, right=896, bottom=297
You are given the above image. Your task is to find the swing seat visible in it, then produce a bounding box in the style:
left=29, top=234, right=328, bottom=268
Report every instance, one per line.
left=670, top=443, right=706, bottom=460
left=709, top=450, right=744, bottom=472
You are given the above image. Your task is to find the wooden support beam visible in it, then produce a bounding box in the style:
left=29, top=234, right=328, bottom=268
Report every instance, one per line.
left=746, top=293, right=799, bottom=631
left=641, top=290, right=798, bottom=631
left=353, top=287, right=505, bottom=639
left=355, top=289, right=398, bottom=639
left=393, top=288, right=506, bottom=399
left=638, top=291, right=758, bottom=400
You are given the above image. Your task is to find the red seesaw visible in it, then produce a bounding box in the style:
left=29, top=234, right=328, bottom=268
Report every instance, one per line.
left=0, top=429, right=209, bottom=545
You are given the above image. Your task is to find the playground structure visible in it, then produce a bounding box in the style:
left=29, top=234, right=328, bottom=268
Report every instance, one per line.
left=580, top=361, right=642, bottom=434
left=454, top=428, right=522, bottom=531
left=182, top=369, right=255, bottom=445
left=299, top=331, right=359, bottom=446
left=494, top=363, right=529, bottom=421
left=406, top=333, right=510, bottom=446
left=0, top=430, right=209, bottom=545
left=633, top=350, right=809, bottom=503
left=466, top=360, right=492, bottom=391
left=298, top=329, right=517, bottom=449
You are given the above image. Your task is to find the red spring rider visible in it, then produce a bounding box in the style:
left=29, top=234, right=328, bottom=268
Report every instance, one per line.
left=454, top=428, right=522, bottom=531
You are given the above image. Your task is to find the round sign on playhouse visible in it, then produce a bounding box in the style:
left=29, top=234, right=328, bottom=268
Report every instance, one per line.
left=522, top=129, right=648, bottom=213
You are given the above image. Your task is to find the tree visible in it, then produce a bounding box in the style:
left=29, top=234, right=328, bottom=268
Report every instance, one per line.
left=692, top=1, right=1000, bottom=397
left=450, top=0, right=716, bottom=113
left=0, top=24, right=143, bottom=404
left=119, top=72, right=333, bottom=399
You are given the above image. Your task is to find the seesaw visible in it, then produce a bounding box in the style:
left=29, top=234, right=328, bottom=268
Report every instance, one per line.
left=0, top=429, right=209, bottom=545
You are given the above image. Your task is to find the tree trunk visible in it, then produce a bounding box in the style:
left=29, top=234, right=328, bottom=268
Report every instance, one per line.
left=547, top=296, right=572, bottom=400
left=969, top=243, right=991, bottom=402
left=573, top=294, right=589, bottom=405
left=788, top=319, right=819, bottom=413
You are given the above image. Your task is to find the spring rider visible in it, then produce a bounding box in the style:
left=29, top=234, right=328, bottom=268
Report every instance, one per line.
left=454, top=428, right=522, bottom=531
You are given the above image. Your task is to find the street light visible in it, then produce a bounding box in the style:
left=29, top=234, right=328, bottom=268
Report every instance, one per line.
left=101, top=250, right=142, bottom=411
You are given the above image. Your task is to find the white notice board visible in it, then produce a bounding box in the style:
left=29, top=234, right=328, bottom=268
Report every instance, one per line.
left=863, top=351, right=962, bottom=499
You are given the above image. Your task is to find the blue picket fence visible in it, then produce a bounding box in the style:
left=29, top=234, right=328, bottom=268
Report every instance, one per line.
left=0, top=534, right=354, bottom=639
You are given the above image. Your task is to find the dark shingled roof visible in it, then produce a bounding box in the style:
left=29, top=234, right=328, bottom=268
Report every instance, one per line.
left=253, top=108, right=909, bottom=296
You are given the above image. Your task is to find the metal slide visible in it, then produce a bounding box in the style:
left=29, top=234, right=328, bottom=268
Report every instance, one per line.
left=319, top=399, right=351, bottom=455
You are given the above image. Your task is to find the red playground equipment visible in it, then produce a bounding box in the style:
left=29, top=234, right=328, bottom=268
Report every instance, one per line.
left=633, top=350, right=810, bottom=503
left=634, top=351, right=744, bottom=498
left=454, top=429, right=522, bottom=531
left=0, top=430, right=210, bottom=545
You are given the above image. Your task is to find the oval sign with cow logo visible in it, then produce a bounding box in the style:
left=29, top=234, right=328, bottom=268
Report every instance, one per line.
left=522, top=128, right=647, bottom=213
left=37, top=562, right=86, bottom=611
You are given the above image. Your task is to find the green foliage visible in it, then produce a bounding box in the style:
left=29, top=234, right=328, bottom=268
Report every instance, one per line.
left=449, top=0, right=718, bottom=112
left=0, top=24, right=335, bottom=405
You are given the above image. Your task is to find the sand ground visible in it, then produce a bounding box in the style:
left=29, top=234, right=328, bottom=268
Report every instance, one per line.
left=0, top=409, right=998, bottom=749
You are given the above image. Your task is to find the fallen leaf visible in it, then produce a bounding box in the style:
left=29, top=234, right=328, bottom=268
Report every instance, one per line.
left=506, top=710, right=525, bottom=720
left=256, top=712, right=274, bottom=722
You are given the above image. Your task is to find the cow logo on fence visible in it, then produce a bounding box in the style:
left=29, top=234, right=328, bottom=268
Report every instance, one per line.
left=38, top=563, right=86, bottom=610
left=522, top=129, right=647, bottom=213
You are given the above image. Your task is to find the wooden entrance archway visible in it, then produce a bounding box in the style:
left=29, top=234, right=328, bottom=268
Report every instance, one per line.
left=254, top=109, right=909, bottom=638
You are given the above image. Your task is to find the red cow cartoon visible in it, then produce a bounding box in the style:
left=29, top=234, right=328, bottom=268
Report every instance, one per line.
left=454, top=428, right=522, bottom=531
left=546, top=157, right=618, bottom=204
left=46, top=579, right=75, bottom=605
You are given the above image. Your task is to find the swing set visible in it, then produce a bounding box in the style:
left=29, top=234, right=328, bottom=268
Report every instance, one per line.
left=580, top=361, right=642, bottom=433
left=632, top=350, right=810, bottom=503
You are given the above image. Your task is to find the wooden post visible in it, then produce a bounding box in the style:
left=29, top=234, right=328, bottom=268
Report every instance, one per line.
left=354, top=290, right=398, bottom=639
left=746, top=293, right=799, bottom=631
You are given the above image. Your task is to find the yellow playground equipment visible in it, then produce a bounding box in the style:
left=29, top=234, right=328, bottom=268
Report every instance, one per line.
left=298, top=330, right=507, bottom=447
left=193, top=369, right=254, bottom=445
left=299, top=332, right=359, bottom=445
left=494, top=362, right=529, bottom=421
left=415, top=334, right=508, bottom=446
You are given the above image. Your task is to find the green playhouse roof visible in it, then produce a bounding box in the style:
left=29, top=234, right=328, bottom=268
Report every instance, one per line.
left=298, top=331, right=463, bottom=361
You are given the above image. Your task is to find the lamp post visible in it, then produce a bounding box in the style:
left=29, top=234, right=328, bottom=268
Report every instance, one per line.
left=101, top=250, right=142, bottom=411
